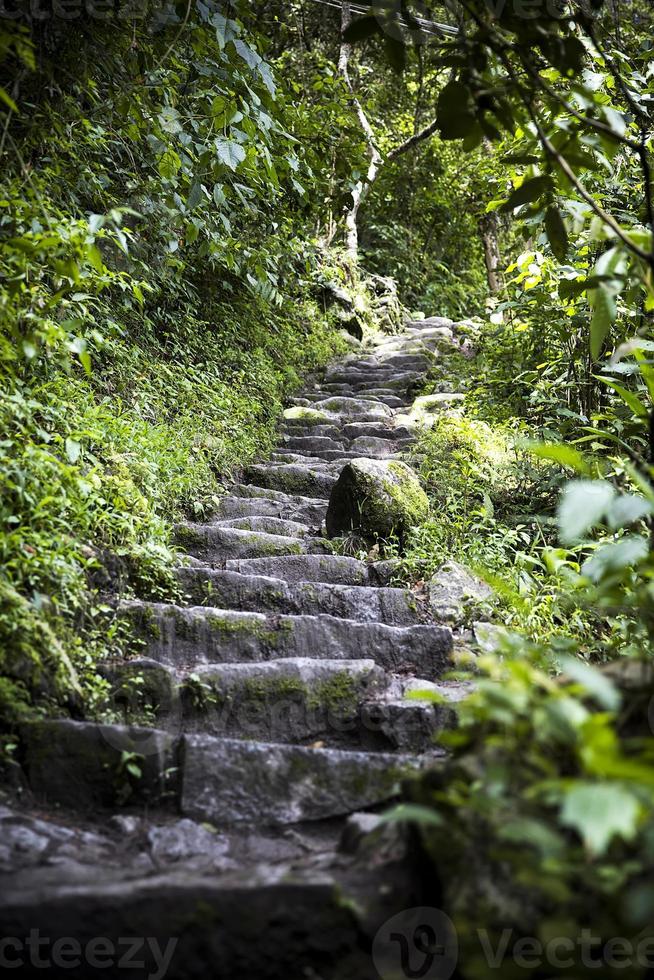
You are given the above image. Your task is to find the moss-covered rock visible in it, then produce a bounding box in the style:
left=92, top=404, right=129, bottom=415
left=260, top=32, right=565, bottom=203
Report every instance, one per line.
left=325, top=459, right=429, bottom=544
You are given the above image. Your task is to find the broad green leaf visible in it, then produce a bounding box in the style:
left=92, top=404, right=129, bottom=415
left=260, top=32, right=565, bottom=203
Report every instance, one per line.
left=559, top=656, right=620, bottom=710
left=557, top=480, right=615, bottom=545
left=501, top=176, right=553, bottom=212
left=158, top=147, right=181, bottom=180
left=234, top=38, right=260, bottom=71
left=528, top=442, right=588, bottom=474
left=606, top=494, right=653, bottom=530
left=589, top=284, right=616, bottom=360
left=597, top=377, right=648, bottom=418
left=0, top=87, right=19, bottom=113
left=187, top=182, right=204, bottom=210
left=545, top=206, right=568, bottom=261
left=560, top=783, right=641, bottom=855
left=582, top=535, right=649, bottom=582
left=65, top=438, right=81, bottom=464
left=215, top=138, right=246, bottom=171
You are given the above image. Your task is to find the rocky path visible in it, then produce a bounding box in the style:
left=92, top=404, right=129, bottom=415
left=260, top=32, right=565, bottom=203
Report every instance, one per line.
left=1, top=318, right=468, bottom=980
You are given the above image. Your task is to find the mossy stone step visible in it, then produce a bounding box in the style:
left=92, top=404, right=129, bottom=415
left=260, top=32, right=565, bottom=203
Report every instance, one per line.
left=310, top=396, right=392, bottom=419
left=108, top=656, right=459, bottom=752
left=175, top=566, right=422, bottom=624
left=245, top=463, right=339, bottom=499
left=120, top=602, right=452, bottom=677
left=213, top=516, right=312, bottom=536
left=297, top=391, right=408, bottom=409
left=173, top=657, right=386, bottom=744
left=225, top=554, right=370, bottom=584
left=181, top=734, right=427, bottom=825
left=174, top=524, right=332, bottom=561
left=16, top=719, right=432, bottom=826
left=212, top=492, right=329, bottom=525
left=341, top=421, right=413, bottom=441
left=277, top=434, right=347, bottom=455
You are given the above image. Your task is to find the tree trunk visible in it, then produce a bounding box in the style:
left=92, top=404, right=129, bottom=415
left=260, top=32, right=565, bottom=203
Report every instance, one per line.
left=338, top=0, right=381, bottom=261
left=479, top=210, right=501, bottom=294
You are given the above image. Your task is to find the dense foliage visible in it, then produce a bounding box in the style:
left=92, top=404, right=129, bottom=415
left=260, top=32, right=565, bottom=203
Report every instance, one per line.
left=2, top=0, right=654, bottom=972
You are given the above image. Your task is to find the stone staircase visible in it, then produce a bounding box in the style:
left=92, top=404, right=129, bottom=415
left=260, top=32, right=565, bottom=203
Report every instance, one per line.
left=1, top=317, right=467, bottom=980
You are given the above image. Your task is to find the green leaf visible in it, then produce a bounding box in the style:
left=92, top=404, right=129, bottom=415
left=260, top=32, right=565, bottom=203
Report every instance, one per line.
left=343, top=15, right=382, bottom=42
left=582, top=535, right=649, bottom=582
left=187, top=182, right=204, bottom=210
left=606, top=494, right=653, bottom=530
left=158, top=147, right=181, bottom=180
left=215, top=138, right=246, bottom=170
left=559, top=657, right=620, bottom=710
left=560, top=783, right=641, bottom=855
left=545, top=206, right=568, bottom=261
left=589, top=284, right=616, bottom=360
left=0, top=87, right=19, bottom=113
left=501, top=175, right=553, bottom=212
left=597, top=377, right=648, bottom=418
left=65, top=438, right=81, bottom=464
left=528, top=442, right=589, bottom=474
left=557, top=480, right=615, bottom=545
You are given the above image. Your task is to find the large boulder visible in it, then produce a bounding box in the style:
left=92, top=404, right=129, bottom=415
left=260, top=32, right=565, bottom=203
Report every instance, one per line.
left=326, top=459, right=429, bottom=542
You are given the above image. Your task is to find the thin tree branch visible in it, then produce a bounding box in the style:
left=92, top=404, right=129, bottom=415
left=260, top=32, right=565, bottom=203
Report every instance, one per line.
left=387, top=117, right=439, bottom=161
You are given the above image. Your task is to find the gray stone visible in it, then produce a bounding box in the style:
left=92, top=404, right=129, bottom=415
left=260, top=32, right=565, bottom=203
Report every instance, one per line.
left=225, top=554, right=370, bottom=585
left=326, top=458, right=429, bottom=541
left=181, top=657, right=385, bottom=743
left=175, top=567, right=421, bottom=625
left=181, top=735, right=422, bottom=825
left=246, top=463, right=338, bottom=499
left=120, top=602, right=452, bottom=678
left=214, top=516, right=312, bottom=536
left=174, top=523, right=331, bottom=561
left=147, top=819, right=230, bottom=865
left=215, top=488, right=329, bottom=525
left=19, top=720, right=179, bottom=811
left=429, top=561, right=494, bottom=624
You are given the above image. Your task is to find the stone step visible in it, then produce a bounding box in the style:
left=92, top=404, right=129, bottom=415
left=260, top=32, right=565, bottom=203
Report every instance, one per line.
left=342, top=422, right=413, bottom=441
left=213, top=516, right=312, bottom=536
left=107, top=657, right=461, bottom=752
left=279, top=421, right=342, bottom=439
left=213, top=490, right=329, bottom=525
left=245, top=463, right=338, bottom=498
left=174, top=524, right=332, bottom=561
left=16, top=719, right=428, bottom=826
left=310, top=397, right=392, bottom=419
left=277, top=434, right=347, bottom=454
left=175, top=566, right=421, bottom=624
left=348, top=435, right=408, bottom=457
left=182, top=734, right=425, bottom=825
left=324, top=369, right=420, bottom=388
left=272, top=448, right=365, bottom=463
left=273, top=447, right=400, bottom=464
left=297, top=391, right=407, bottom=409
left=225, top=554, right=371, bottom=584
left=268, top=452, right=355, bottom=467
left=0, top=849, right=416, bottom=980
left=121, top=602, right=452, bottom=677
